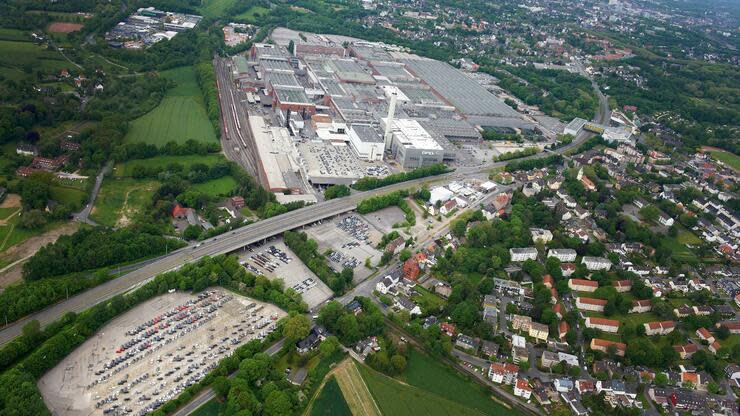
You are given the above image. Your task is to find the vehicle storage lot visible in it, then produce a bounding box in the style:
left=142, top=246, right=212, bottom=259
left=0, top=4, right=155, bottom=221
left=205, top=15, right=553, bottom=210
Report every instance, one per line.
left=39, top=290, right=285, bottom=416
left=361, top=206, right=407, bottom=234
left=305, top=215, right=383, bottom=283
left=237, top=239, right=333, bottom=309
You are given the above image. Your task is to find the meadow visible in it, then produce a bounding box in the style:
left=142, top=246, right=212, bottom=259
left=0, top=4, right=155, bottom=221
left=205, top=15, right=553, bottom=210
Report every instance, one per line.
left=310, top=376, right=352, bottom=416
left=123, top=66, right=217, bottom=146
left=0, top=36, right=67, bottom=81
left=709, top=149, right=740, bottom=171
left=235, top=6, right=270, bottom=23
left=90, top=178, right=159, bottom=227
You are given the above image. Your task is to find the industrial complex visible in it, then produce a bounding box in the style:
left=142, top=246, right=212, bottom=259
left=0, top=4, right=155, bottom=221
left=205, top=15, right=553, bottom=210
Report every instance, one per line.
left=219, top=28, right=553, bottom=197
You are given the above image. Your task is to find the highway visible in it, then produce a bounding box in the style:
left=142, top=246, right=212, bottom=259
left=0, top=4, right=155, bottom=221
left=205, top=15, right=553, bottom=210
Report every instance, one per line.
left=0, top=69, right=610, bottom=348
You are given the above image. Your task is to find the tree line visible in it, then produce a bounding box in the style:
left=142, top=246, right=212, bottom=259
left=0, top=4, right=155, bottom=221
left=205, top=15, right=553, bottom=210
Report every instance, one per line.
left=352, top=164, right=449, bottom=191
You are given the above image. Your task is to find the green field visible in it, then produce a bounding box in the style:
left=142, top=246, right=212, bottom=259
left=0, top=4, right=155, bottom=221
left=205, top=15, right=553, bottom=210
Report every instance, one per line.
left=235, top=5, right=270, bottom=22
left=709, top=150, right=740, bottom=171
left=358, top=363, right=491, bottom=416
left=50, top=184, right=87, bottom=210
left=191, top=176, right=238, bottom=197
left=0, top=39, right=68, bottom=81
left=91, top=178, right=159, bottom=227
left=311, top=376, right=352, bottom=416
left=199, top=0, right=238, bottom=18
left=412, top=286, right=446, bottom=315
left=661, top=235, right=698, bottom=263
left=190, top=398, right=221, bottom=416
left=114, top=154, right=226, bottom=177
left=124, top=66, right=217, bottom=146
left=0, top=212, right=64, bottom=253
left=0, top=28, right=29, bottom=42
left=401, top=349, right=522, bottom=415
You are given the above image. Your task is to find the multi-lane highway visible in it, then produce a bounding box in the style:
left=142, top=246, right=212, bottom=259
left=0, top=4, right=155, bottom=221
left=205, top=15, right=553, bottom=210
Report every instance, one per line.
left=0, top=68, right=610, bottom=347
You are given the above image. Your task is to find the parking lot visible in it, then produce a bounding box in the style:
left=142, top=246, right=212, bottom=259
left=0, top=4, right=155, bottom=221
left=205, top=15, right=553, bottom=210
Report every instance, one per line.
left=236, top=239, right=333, bottom=309
left=361, top=206, right=408, bottom=234
left=39, top=290, right=285, bottom=416
left=305, top=215, right=384, bottom=282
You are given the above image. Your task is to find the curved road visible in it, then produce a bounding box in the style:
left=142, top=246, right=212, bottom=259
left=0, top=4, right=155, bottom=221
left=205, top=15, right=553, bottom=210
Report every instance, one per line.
left=0, top=86, right=609, bottom=348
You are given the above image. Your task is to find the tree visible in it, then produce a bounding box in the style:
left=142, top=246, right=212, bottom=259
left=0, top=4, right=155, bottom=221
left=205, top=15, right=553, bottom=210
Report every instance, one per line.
left=638, top=205, right=660, bottom=222
left=399, top=249, right=412, bottom=262
left=183, top=224, right=201, bottom=240
left=18, top=210, right=47, bottom=230
left=390, top=354, right=407, bottom=373
left=282, top=314, right=310, bottom=342
left=263, top=390, right=292, bottom=416
left=20, top=177, right=50, bottom=210
left=324, top=184, right=350, bottom=200
left=318, top=336, right=340, bottom=358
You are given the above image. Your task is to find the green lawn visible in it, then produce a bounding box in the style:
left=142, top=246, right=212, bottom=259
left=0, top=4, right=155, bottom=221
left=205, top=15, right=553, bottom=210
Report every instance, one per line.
left=0, top=207, right=19, bottom=220
left=91, top=178, right=159, bottom=227
left=677, top=228, right=702, bottom=245
left=113, top=154, right=226, bottom=177
left=400, top=349, right=523, bottom=415
left=0, top=39, right=67, bottom=73
left=709, top=150, right=740, bottom=171
left=0, top=28, right=29, bottom=42
left=661, top=235, right=698, bottom=263
left=358, top=363, right=490, bottom=416
left=190, top=398, right=221, bottom=416
left=235, top=5, right=270, bottom=22
left=310, top=376, right=352, bottom=416
left=191, top=176, right=238, bottom=197
left=124, top=66, right=217, bottom=146
left=412, top=286, right=446, bottom=315
left=50, top=184, right=87, bottom=211
left=199, top=0, right=238, bottom=18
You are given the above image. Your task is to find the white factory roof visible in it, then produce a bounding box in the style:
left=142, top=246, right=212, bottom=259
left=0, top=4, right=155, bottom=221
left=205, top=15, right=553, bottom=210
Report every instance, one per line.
left=381, top=118, right=443, bottom=151
left=429, top=186, right=454, bottom=205
left=248, top=115, right=289, bottom=191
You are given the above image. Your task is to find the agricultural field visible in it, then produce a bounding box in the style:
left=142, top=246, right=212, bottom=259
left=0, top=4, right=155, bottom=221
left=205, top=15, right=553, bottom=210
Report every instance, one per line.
left=400, top=349, right=522, bottom=415
left=123, top=66, right=217, bottom=146
left=310, top=376, right=352, bottom=416
left=90, top=178, right=159, bottom=227
left=0, top=28, right=30, bottom=42
left=358, top=362, right=489, bottom=416
left=333, top=360, right=382, bottom=416
left=235, top=5, right=270, bottom=23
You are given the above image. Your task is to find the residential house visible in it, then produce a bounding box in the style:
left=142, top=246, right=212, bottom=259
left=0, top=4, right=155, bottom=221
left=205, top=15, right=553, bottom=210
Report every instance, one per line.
left=509, top=247, right=538, bottom=262
left=673, top=344, right=699, bottom=360
left=554, top=378, right=574, bottom=392
left=543, top=274, right=554, bottom=289
left=648, top=388, right=706, bottom=411
left=376, top=273, right=399, bottom=294
left=394, top=297, right=421, bottom=315
left=434, top=282, right=452, bottom=298
left=576, top=297, right=607, bottom=312
left=696, top=328, right=715, bottom=344
left=481, top=341, right=500, bottom=358
left=489, top=362, right=519, bottom=385
left=709, top=341, right=721, bottom=354
left=692, top=306, right=713, bottom=316
left=385, top=236, right=406, bottom=255
left=644, top=321, right=675, bottom=336
left=613, top=280, right=632, bottom=292
left=482, top=294, right=498, bottom=325
left=345, top=300, right=363, bottom=316
left=577, top=380, right=596, bottom=394
left=530, top=228, right=553, bottom=244
left=540, top=350, right=560, bottom=369
left=629, top=299, right=652, bottom=313
left=581, top=256, right=611, bottom=271
left=558, top=321, right=569, bottom=342
left=529, top=322, right=549, bottom=342
left=585, top=317, right=620, bottom=333
left=561, top=263, right=576, bottom=276
left=512, top=314, right=532, bottom=332
left=296, top=326, right=328, bottom=353
left=673, top=304, right=693, bottom=318
left=423, top=315, right=438, bottom=329
left=440, top=322, right=457, bottom=337
left=590, top=338, right=626, bottom=357
left=514, top=378, right=533, bottom=400
left=658, top=212, right=674, bottom=227
left=568, top=278, right=598, bottom=292
left=455, top=334, right=480, bottom=352
left=719, top=321, right=740, bottom=334
left=440, top=199, right=458, bottom=215
left=548, top=248, right=577, bottom=262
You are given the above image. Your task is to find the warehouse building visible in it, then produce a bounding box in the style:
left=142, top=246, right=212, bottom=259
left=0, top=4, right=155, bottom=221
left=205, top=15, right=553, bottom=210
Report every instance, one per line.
left=381, top=118, right=444, bottom=169
left=348, top=124, right=384, bottom=161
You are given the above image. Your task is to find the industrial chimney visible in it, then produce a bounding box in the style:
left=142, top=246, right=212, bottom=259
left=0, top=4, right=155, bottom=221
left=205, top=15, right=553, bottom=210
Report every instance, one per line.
left=383, top=92, right=397, bottom=152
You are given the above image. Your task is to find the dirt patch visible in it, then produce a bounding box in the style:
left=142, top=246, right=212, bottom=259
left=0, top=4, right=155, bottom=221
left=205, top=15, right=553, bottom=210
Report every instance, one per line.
left=47, top=22, right=84, bottom=33
left=0, top=194, right=21, bottom=209
left=0, top=222, right=80, bottom=288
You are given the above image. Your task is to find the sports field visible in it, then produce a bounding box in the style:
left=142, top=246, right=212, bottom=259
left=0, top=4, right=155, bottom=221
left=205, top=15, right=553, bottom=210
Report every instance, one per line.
left=310, top=376, right=352, bottom=416
left=124, top=66, right=217, bottom=146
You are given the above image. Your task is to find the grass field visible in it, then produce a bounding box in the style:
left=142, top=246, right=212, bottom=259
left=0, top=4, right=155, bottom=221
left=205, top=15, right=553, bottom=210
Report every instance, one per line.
left=50, top=184, right=87, bottom=210
left=0, top=212, right=63, bottom=253
left=0, top=28, right=29, bottom=42
left=235, top=5, right=270, bottom=22
left=190, top=398, right=221, bottom=416
left=199, top=0, right=238, bottom=18
left=124, top=66, right=217, bottom=146
left=358, top=362, right=490, bottom=416
left=412, top=286, right=446, bottom=315
left=661, top=235, right=698, bottom=263
left=310, top=376, right=352, bottom=416
left=709, top=150, right=740, bottom=171
left=401, top=349, right=522, bottom=415
left=0, top=39, right=67, bottom=81
left=91, top=178, right=159, bottom=227
left=113, top=154, right=226, bottom=177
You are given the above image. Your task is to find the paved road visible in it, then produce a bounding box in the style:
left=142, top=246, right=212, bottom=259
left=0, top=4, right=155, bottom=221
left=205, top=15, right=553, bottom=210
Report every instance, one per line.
left=73, top=160, right=111, bottom=225
left=172, top=338, right=286, bottom=416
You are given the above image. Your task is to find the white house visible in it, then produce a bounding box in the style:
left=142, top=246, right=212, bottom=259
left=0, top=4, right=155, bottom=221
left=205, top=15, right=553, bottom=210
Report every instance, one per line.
left=376, top=273, right=400, bottom=294
left=581, top=256, right=611, bottom=271
left=658, top=213, right=674, bottom=227
left=510, top=247, right=538, bottom=262
left=548, top=248, right=577, bottom=262
left=514, top=378, right=532, bottom=400
left=530, top=228, right=553, bottom=244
